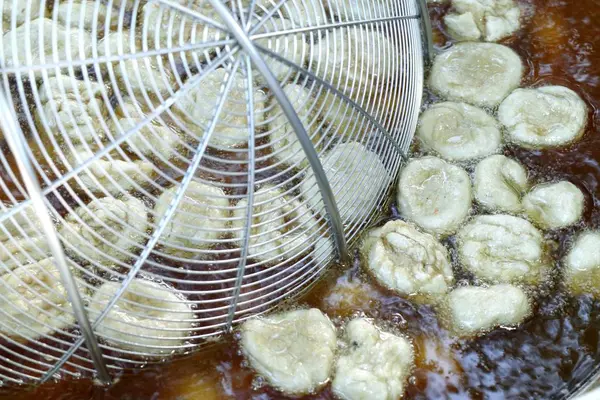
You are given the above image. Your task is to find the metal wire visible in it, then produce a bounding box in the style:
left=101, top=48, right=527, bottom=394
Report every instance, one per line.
left=0, top=0, right=428, bottom=385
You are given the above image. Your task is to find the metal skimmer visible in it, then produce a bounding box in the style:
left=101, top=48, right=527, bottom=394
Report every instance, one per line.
left=0, top=0, right=429, bottom=385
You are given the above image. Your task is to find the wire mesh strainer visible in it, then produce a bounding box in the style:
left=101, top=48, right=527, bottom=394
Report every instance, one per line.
left=0, top=0, right=429, bottom=385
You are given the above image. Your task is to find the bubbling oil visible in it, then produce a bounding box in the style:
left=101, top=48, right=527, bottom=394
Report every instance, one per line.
left=2, top=0, right=600, bottom=398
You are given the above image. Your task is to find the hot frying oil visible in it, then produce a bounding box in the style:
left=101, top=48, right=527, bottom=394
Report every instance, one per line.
left=2, top=0, right=600, bottom=398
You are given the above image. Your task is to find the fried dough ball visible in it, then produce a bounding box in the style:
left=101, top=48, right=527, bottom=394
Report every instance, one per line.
left=332, top=318, right=414, bottom=400
left=2, top=0, right=46, bottom=33
left=241, top=308, right=337, bottom=394
left=113, top=54, right=179, bottom=99
left=442, top=284, right=531, bottom=336
left=360, top=220, right=454, bottom=302
left=90, top=279, right=195, bottom=355
left=445, top=0, right=521, bottom=42
left=313, top=87, right=362, bottom=139
left=113, top=100, right=182, bottom=162
left=175, top=68, right=268, bottom=149
left=36, top=73, right=108, bottom=145
left=457, top=214, right=550, bottom=285
left=55, top=0, right=121, bottom=32
left=309, top=27, right=398, bottom=97
left=444, top=12, right=481, bottom=41
left=473, top=155, right=528, bottom=213
left=564, top=231, right=600, bottom=297
left=499, top=86, right=588, bottom=149
left=254, top=17, right=312, bottom=84
left=66, top=145, right=155, bottom=195
left=397, top=156, right=472, bottom=236
left=267, top=84, right=322, bottom=168
left=0, top=258, right=78, bottom=340
left=140, top=0, right=219, bottom=53
left=232, top=185, right=318, bottom=264
left=300, top=142, right=389, bottom=223
left=416, top=102, right=501, bottom=161
left=429, top=42, right=523, bottom=107
left=522, top=181, right=585, bottom=230
left=0, top=203, right=51, bottom=272
left=93, top=30, right=141, bottom=59
left=2, top=18, right=92, bottom=76
left=59, top=195, right=149, bottom=265
left=154, top=181, right=230, bottom=257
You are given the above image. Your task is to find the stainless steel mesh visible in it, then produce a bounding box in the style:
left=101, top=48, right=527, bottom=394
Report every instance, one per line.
left=0, top=0, right=428, bottom=385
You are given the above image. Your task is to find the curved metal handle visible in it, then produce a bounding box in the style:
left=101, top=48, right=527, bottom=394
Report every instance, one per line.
left=417, top=0, right=434, bottom=64
left=207, top=0, right=349, bottom=263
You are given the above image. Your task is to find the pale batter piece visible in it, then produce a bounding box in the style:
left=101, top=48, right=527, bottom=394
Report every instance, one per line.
left=90, top=279, right=195, bottom=355
left=360, top=220, right=454, bottom=302
left=499, top=86, right=588, bottom=149
left=232, top=185, right=318, bottom=264
left=175, top=68, right=268, bottom=149
left=113, top=99, right=183, bottom=163
left=66, top=145, right=156, bottom=195
left=154, top=181, right=231, bottom=258
left=113, top=54, right=179, bottom=99
left=0, top=203, right=51, bottom=273
left=442, top=284, right=531, bottom=336
left=429, top=42, right=523, bottom=107
left=564, top=231, right=600, bottom=297
left=416, top=101, right=501, bottom=161
left=473, top=155, right=528, bottom=213
left=522, top=181, right=585, bottom=230
left=254, top=17, right=312, bottom=85
left=397, top=156, right=472, bottom=236
left=300, top=142, right=389, bottom=223
left=457, top=214, right=550, bottom=285
left=309, top=27, right=398, bottom=97
left=241, top=308, right=337, bottom=394
left=2, top=17, right=92, bottom=76
left=2, top=0, right=46, bottom=33
left=36, top=73, right=108, bottom=145
left=0, top=258, right=79, bottom=340
left=59, top=195, right=149, bottom=265
left=332, top=318, right=414, bottom=400
left=445, top=0, right=521, bottom=42
left=55, top=0, right=121, bottom=32
left=267, top=84, right=322, bottom=168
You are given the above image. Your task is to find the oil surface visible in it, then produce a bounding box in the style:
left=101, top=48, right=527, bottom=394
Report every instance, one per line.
left=3, top=0, right=600, bottom=398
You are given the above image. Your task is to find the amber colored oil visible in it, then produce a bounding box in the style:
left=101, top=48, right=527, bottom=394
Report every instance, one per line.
left=2, top=0, right=600, bottom=398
